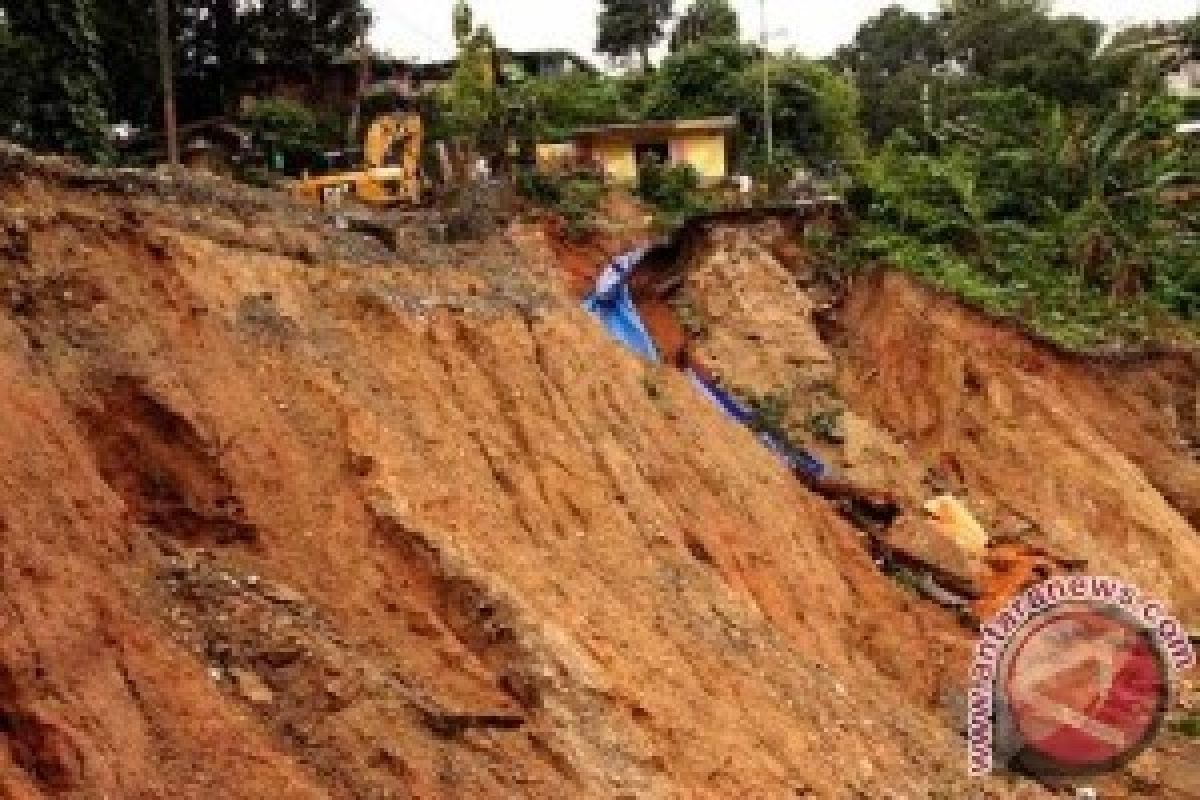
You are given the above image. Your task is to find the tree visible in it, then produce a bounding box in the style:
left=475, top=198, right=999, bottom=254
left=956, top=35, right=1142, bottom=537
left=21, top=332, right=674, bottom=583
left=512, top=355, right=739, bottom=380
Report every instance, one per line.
left=437, top=2, right=500, bottom=148
left=762, top=56, right=864, bottom=166
left=941, top=0, right=1119, bottom=108
left=452, top=0, right=473, bottom=45
left=669, top=0, right=738, bottom=53
left=939, top=0, right=1049, bottom=12
left=834, top=5, right=941, bottom=75
left=0, top=13, right=37, bottom=141
left=92, top=0, right=164, bottom=127
left=596, top=0, right=674, bottom=72
left=522, top=73, right=636, bottom=141
left=644, top=41, right=863, bottom=170
left=834, top=6, right=943, bottom=144
left=643, top=37, right=756, bottom=120
left=241, top=0, right=368, bottom=73
left=1103, top=13, right=1200, bottom=100
left=2, top=0, right=112, bottom=159
left=93, top=0, right=369, bottom=127
left=1185, top=14, right=1200, bottom=56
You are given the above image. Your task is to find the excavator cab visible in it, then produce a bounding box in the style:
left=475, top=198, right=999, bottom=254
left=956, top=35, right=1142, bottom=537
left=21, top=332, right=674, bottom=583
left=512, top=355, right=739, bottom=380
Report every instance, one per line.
left=291, top=112, right=424, bottom=209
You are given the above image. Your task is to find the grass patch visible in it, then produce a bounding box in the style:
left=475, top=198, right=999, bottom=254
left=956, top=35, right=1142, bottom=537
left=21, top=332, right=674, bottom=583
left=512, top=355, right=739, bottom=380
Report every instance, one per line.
left=1170, top=714, right=1200, bottom=738
left=843, top=227, right=1199, bottom=352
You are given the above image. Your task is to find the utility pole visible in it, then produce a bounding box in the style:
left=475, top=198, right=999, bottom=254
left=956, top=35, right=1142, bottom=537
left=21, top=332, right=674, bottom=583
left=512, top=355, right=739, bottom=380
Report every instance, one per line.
left=155, top=0, right=179, bottom=166
left=761, top=0, right=773, bottom=166
left=348, top=12, right=371, bottom=146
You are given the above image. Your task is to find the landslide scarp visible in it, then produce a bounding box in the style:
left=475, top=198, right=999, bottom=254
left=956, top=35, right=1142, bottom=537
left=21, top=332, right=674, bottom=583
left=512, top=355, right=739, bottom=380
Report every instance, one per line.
left=2, top=148, right=1187, bottom=798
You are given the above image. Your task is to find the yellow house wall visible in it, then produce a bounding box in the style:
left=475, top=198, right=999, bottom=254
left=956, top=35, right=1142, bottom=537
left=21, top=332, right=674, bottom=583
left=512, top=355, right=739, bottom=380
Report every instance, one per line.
left=535, top=142, right=575, bottom=172
left=579, top=130, right=729, bottom=184
left=669, top=132, right=728, bottom=183
left=592, top=140, right=638, bottom=182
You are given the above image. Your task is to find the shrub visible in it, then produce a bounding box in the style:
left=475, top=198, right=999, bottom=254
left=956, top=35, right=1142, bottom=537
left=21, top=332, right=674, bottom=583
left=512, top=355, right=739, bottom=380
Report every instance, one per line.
left=241, top=98, right=340, bottom=176
left=636, top=158, right=714, bottom=229
left=847, top=94, right=1200, bottom=350
left=737, top=387, right=791, bottom=439
left=1171, top=714, right=1200, bottom=738
left=516, top=170, right=605, bottom=241
left=805, top=409, right=846, bottom=444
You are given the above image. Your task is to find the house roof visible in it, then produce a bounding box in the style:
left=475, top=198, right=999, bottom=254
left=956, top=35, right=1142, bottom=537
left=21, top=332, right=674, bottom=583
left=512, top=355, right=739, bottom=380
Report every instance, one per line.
left=406, top=49, right=597, bottom=83
left=570, top=117, right=738, bottom=141
left=507, top=49, right=597, bottom=74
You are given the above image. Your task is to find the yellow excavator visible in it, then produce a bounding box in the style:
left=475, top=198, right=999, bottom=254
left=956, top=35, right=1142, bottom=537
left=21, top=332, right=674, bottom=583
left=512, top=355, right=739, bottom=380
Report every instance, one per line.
left=291, top=112, right=424, bottom=208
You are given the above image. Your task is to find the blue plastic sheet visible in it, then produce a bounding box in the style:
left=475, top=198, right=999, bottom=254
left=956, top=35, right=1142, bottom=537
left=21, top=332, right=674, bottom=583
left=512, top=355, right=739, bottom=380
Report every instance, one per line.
left=582, top=250, right=660, bottom=362
left=584, top=249, right=828, bottom=480
left=689, top=368, right=827, bottom=479
left=687, top=368, right=754, bottom=425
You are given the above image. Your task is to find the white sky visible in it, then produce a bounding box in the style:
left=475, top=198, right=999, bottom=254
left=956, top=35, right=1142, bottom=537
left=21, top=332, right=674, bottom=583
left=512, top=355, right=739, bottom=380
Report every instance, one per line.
left=366, top=1, right=1200, bottom=64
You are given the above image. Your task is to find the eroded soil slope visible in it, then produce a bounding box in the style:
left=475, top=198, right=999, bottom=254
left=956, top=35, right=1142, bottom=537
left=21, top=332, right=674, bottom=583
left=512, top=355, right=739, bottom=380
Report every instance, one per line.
left=0, top=150, right=1071, bottom=799
left=663, top=219, right=1200, bottom=796
left=838, top=271, right=1200, bottom=617
left=672, top=220, right=1200, bottom=622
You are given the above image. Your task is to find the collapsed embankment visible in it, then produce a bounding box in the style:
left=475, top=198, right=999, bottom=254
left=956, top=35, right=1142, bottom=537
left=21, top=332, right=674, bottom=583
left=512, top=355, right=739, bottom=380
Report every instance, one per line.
left=572, top=214, right=1200, bottom=796
left=0, top=147, right=1194, bottom=798
left=645, top=218, right=1200, bottom=624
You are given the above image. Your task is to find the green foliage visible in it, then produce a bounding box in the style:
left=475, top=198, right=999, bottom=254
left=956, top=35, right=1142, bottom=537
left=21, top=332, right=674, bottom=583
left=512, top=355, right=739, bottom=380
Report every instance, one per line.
left=516, top=171, right=605, bottom=241
left=642, top=38, right=756, bottom=120
left=670, top=296, right=709, bottom=337
left=438, top=15, right=499, bottom=142
left=521, top=72, right=636, bottom=142
left=241, top=98, right=339, bottom=175
left=0, top=0, right=369, bottom=158
left=636, top=158, right=712, bottom=228
left=0, top=17, right=37, bottom=142
left=851, top=90, right=1199, bottom=349
left=644, top=42, right=864, bottom=173
left=888, top=565, right=925, bottom=596
left=841, top=2, right=1141, bottom=146
left=805, top=409, right=846, bottom=444
left=240, top=0, right=368, bottom=74
left=669, top=0, right=739, bottom=53
left=2, top=0, right=112, bottom=160
left=833, top=6, right=944, bottom=144
left=738, top=388, right=792, bottom=439
left=765, top=56, right=865, bottom=166
left=942, top=2, right=1118, bottom=107
left=1171, top=714, right=1200, bottom=738
left=452, top=0, right=473, bottom=45
left=596, top=0, right=674, bottom=71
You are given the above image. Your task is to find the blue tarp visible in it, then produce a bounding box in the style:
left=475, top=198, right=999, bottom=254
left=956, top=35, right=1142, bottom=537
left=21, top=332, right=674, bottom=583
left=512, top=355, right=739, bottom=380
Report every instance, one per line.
left=687, top=368, right=754, bottom=425
left=582, top=250, right=660, bottom=362
left=584, top=248, right=828, bottom=480
left=689, top=368, right=827, bottom=480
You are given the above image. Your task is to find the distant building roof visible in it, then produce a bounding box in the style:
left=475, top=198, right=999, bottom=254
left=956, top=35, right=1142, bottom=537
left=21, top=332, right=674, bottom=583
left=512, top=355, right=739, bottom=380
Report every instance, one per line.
left=407, top=49, right=596, bottom=85
left=570, top=117, right=738, bottom=140
left=1177, top=121, right=1200, bottom=135
left=507, top=49, right=596, bottom=75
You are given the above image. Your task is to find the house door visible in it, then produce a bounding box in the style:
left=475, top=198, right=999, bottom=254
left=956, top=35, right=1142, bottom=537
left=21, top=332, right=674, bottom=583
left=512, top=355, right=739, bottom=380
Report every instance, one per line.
left=634, top=141, right=669, bottom=169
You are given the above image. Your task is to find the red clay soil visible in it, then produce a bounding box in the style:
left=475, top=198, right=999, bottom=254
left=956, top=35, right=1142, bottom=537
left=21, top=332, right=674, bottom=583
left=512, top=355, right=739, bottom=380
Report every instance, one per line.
left=837, top=270, right=1200, bottom=623
left=1, top=154, right=1049, bottom=799
left=664, top=220, right=1200, bottom=796
left=0, top=150, right=1194, bottom=799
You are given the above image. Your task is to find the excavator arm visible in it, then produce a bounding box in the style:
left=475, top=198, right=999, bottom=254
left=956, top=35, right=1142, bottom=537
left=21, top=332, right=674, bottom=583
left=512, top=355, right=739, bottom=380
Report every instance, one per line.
left=291, top=112, right=423, bottom=209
